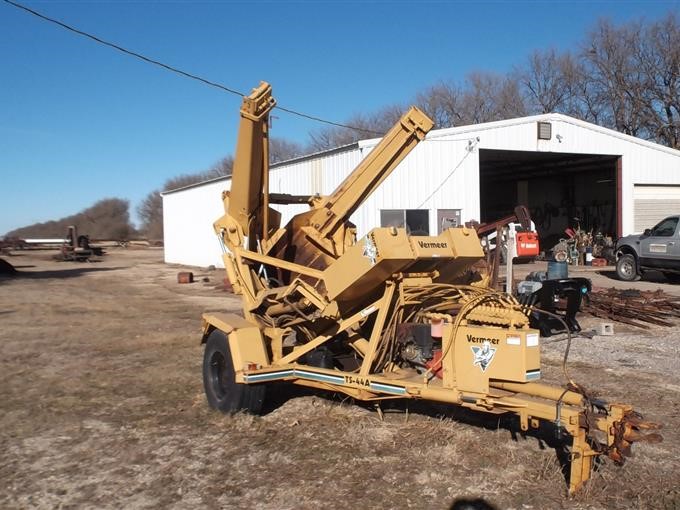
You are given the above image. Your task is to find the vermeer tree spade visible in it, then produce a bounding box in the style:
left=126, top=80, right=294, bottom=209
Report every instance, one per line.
left=199, top=82, right=662, bottom=494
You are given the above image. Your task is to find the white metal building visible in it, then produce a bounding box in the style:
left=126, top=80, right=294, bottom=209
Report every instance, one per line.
left=162, top=113, right=680, bottom=268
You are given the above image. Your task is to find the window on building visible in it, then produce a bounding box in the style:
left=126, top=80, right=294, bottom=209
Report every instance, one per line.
left=380, top=209, right=430, bottom=235
left=437, top=209, right=462, bottom=233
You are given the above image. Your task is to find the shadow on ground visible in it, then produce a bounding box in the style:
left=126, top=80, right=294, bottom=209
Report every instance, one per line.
left=450, top=498, right=498, bottom=510
left=4, top=266, right=123, bottom=280
left=597, top=269, right=673, bottom=284
left=260, top=380, right=577, bottom=487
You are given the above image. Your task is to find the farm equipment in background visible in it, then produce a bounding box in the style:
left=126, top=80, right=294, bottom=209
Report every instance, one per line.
left=468, top=209, right=589, bottom=337
left=473, top=205, right=540, bottom=292
left=517, top=273, right=592, bottom=336
left=200, top=82, right=661, bottom=494
left=55, top=226, right=104, bottom=262
left=552, top=218, right=615, bottom=266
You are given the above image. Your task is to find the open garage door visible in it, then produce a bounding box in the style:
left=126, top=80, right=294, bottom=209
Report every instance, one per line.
left=633, top=185, right=680, bottom=232
left=479, top=149, right=619, bottom=249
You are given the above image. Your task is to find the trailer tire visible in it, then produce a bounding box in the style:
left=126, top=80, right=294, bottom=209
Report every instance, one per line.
left=202, top=329, right=265, bottom=414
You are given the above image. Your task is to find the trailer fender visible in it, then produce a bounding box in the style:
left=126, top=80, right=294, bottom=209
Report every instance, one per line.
left=201, top=312, right=252, bottom=343
left=201, top=313, right=270, bottom=376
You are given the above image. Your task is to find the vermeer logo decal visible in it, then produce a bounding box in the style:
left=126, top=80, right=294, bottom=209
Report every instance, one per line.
left=467, top=334, right=499, bottom=345
left=471, top=341, right=496, bottom=372
left=363, top=235, right=378, bottom=265
left=417, top=240, right=448, bottom=249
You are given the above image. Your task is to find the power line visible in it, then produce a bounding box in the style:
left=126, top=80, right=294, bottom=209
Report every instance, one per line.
left=274, top=105, right=380, bottom=135
left=2, top=0, right=383, bottom=137
left=2, top=0, right=245, bottom=96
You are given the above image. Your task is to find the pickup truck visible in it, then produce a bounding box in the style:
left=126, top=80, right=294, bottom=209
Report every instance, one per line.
left=615, top=215, right=680, bottom=282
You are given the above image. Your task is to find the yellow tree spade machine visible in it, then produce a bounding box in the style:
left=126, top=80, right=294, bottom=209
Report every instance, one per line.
left=201, top=82, right=661, bottom=493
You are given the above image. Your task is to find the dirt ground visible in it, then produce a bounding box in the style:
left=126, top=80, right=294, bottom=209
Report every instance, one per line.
left=1, top=249, right=678, bottom=510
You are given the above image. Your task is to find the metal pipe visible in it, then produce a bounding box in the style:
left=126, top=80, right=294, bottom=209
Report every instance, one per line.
left=490, top=381, right=584, bottom=406
left=269, top=193, right=315, bottom=204
left=262, top=120, right=270, bottom=241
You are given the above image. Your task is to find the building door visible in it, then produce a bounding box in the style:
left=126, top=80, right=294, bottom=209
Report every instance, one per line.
left=633, top=185, right=680, bottom=232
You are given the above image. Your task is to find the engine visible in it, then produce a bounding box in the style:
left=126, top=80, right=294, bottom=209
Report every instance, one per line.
left=396, top=323, right=441, bottom=371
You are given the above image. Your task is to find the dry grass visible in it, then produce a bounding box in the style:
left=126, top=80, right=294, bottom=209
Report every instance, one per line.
left=0, top=249, right=677, bottom=509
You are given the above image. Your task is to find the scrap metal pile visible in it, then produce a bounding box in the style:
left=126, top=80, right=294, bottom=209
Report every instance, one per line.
left=584, top=288, right=680, bottom=329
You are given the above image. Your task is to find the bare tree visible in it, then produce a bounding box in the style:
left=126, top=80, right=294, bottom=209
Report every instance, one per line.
left=138, top=156, right=234, bottom=240
left=518, top=49, right=581, bottom=114
left=270, top=138, right=306, bottom=164
left=364, top=103, right=407, bottom=132
left=137, top=11, right=680, bottom=240
left=459, top=72, right=526, bottom=124
left=582, top=19, right=649, bottom=137
left=416, top=81, right=464, bottom=128
left=8, top=198, right=134, bottom=240
left=307, top=103, right=404, bottom=151
left=137, top=192, right=163, bottom=240
left=495, top=76, right=527, bottom=119
left=560, top=58, right=604, bottom=124
left=207, top=155, right=234, bottom=178
left=637, top=13, right=680, bottom=148
left=308, top=125, right=359, bottom=152
left=302, top=13, right=680, bottom=151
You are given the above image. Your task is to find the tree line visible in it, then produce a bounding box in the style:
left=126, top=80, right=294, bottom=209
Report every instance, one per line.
left=309, top=15, right=679, bottom=150
left=7, top=14, right=677, bottom=240
left=6, top=198, right=134, bottom=240
left=139, top=14, right=678, bottom=238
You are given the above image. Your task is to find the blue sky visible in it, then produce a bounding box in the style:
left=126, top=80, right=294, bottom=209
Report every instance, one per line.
left=1, top=0, right=679, bottom=235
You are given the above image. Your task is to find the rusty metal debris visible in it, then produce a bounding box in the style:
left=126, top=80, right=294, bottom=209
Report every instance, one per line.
left=583, top=287, right=680, bottom=328
left=177, top=271, right=194, bottom=284
left=54, top=225, right=105, bottom=262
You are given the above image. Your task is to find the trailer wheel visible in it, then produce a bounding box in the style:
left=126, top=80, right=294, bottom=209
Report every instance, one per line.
left=616, top=254, right=640, bottom=282
left=202, top=329, right=265, bottom=414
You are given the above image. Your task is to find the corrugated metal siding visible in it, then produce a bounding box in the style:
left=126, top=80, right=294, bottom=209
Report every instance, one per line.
left=163, top=179, right=229, bottom=267
left=269, top=147, right=365, bottom=225
left=268, top=117, right=680, bottom=237
left=352, top=137, right=481, bottom=237
left=430, top=116, right=680, bottom=235
left=162, top=113, right=680, bottom=267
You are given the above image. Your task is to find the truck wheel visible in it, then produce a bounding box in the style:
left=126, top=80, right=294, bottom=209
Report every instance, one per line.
left=202, top=329, right=265, bottom=414
left=616, top=254, right=640, bottom=282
